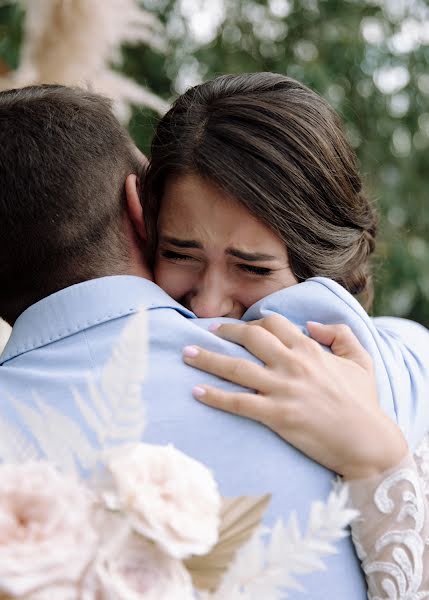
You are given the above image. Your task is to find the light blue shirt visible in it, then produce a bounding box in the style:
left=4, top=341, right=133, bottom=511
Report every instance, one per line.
left=1, top=275, right=428, bottom=599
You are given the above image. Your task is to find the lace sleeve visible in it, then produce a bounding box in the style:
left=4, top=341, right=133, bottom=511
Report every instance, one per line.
left=348, top=436, right=429, bottom=599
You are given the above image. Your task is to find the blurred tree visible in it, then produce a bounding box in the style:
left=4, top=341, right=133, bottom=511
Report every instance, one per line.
left=1, top=0, right=428, bottom=325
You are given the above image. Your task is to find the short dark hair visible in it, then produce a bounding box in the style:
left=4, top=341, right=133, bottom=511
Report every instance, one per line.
left=0, top=85, right=140, bottom=324
left=143, top=72, right=377, bottom=308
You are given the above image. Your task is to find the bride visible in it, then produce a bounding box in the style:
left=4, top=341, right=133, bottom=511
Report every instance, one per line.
left=139, top=71, right=429, bottom=598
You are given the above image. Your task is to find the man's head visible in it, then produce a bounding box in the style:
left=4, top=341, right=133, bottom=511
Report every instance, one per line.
left=0, top=85, right=145, bottom=324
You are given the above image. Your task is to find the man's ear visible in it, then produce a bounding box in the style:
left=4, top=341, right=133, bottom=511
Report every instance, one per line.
left=125, top=173, right=147, bottom=240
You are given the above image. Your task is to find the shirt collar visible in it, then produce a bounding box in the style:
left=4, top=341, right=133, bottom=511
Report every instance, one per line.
left=1, top=276, right=194, bottom=364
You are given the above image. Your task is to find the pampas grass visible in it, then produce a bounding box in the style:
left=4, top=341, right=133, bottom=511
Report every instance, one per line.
left=0, top=0, right=169, bottom=121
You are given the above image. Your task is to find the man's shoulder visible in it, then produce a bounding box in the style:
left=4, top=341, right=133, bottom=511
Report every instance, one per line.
left=0, top=276, right=191, bottom=365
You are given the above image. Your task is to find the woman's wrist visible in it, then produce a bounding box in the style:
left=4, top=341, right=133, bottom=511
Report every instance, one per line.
left=342, top=460, right=405, bottom=481
left=341, top=423, right=409, bottom=481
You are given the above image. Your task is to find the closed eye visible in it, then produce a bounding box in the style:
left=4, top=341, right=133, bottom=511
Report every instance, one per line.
left=161, top=250, right=196, bottom=261
left=239, top=264, right=273, bottom=276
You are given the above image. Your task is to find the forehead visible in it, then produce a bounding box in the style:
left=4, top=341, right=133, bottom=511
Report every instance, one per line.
left=159, top=174, right=284, bottom=252
left=161, top=174, right=246, bottom=221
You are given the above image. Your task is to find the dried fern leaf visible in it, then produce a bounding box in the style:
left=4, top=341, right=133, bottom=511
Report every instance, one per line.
left=73, top=308, right=148, bottom=455
left=185, top=493, right=271, bottom=591
left=99, top=308, right=147, bottom=446
left=0, top=411, right=38, bottom=463
left=0, top=309, right=148, bottom=473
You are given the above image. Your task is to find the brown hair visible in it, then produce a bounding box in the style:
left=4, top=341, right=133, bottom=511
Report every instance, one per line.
left=143, top=72, right=377, bottom=307
left=0, top=85, right=140, bottom=324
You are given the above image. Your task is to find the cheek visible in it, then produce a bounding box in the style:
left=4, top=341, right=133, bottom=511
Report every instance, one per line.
left=154, top=259, right=196, bottom=300
left=235, top=276, right=292, bottom=308
left=233, top=280, right=274, bottom=310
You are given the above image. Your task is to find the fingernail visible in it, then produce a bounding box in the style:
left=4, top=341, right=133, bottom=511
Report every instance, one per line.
left=183, top=345, right=199, bottom=358
left=208, top=322, right=221, bottom=332
left=307, top=321, right=322, bottom=326
left=193, top=386, right=206, bottom=398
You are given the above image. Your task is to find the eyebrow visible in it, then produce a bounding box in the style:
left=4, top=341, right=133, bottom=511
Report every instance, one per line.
left=226, top=249, right=277, bottom=262
left=161, top=237, right=277, bottom=262
left=161, top=236, right=203, bottom=249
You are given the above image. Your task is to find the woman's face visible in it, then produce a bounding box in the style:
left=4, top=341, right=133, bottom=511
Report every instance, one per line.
left=155, top=174, right=298, bottom=318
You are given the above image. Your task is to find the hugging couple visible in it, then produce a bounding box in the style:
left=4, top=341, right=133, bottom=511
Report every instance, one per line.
left=1, top=73, right=429, bottom=599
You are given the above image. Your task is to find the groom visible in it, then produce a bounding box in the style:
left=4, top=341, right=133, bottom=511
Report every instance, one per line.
left=0, top=85, right=423, bottom=598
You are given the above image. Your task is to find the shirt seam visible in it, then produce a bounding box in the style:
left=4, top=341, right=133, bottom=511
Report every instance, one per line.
left=82, top=330, right=97, bottom=372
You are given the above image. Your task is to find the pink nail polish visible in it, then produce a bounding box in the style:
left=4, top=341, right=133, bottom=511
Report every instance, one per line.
left=209, top=323, right=220, bottom=332
left=193, top=386, right=206, bottom=398
left=183, top=345, right=199, bottom=358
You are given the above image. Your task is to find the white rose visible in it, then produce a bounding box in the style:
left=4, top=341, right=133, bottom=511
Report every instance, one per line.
left=0, top=461, right=98, bottom=598
left=85, top=519, right=194, bottom=600
left=107, top=443, right=221, bottom=559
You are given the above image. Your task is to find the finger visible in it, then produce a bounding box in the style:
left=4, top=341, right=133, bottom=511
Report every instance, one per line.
left=209, top=321, right=290, bottom=366
left=247, top=314, right=305, bottom=349
left=183, top=345, right=271, bottom=390
left=306, top=322, right=373, bottom=370
left=192, top=384, right=275, bottom=425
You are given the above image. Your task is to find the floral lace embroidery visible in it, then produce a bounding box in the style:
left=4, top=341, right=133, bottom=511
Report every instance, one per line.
left=415, top=436, right=429, bottom=499
left=374, top=469, right=425, bottom=531
left=351, top=440, right=429, bottom=600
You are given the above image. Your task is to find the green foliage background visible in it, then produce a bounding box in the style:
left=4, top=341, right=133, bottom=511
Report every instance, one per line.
left=1, top=0, right=428, bottom=325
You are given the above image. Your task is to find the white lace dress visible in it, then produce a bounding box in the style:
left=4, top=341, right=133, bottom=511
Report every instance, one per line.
left=348, top=436, right=429, bottom=599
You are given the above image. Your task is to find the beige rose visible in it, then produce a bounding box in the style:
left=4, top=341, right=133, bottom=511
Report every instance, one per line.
left=86, top=524, right=194, bottom=600
left=107, top=443, right=221, bottom=559
left=0, top=461, right=98, bottom=597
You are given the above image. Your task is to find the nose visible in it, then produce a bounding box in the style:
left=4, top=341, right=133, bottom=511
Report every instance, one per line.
left=188, top=273, right=234, bottom=318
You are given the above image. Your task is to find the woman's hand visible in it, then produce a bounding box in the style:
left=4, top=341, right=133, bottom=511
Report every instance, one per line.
left=183, top=315, right=408, bottom=480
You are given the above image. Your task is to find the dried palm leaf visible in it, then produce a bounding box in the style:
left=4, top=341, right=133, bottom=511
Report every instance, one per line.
left=186, top=494, right=271, bottom=591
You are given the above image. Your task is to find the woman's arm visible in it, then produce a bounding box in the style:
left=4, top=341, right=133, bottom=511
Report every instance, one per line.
left=182, top=316, right=429, bottom=598
left=348, top=448, right=429, bottom=598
